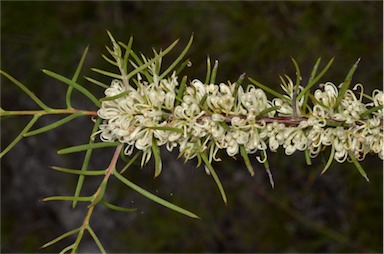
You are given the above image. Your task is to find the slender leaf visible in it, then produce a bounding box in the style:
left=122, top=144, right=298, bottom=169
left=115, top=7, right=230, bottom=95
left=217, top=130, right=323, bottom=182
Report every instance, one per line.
left=126, top=39, right=180, bottom=81
left=129, top=50, right=153, bottom=83
left=334, top=58, right=360, bottom=109
left=175, top=75, right=187, bottom=106
left=51, top=166, right=106, bottom=176
left=73, top=117, right=101, bottom=208
left=42, top=69, right=101, bottom=107
left=0, top=114, right=40, bottom=158
left=201, top=152, right=227, bottom=205
left=85, top=76, right=109, bottom=89
left=159, top=34, right=193, bottom=80
left=57, top=141, right=121, bottom=154
left=240, top=145, right=255, bottom=176
left=119, top=36, right=134, bottom=75
left=320, top=146, right=335, bottom=175
left=66, top=45, right=89, bottom=108
left=91, top=68, right=122, bottom=79
left=261, top=150, right=274, bottom=188
left=146, top=126, right=184, bottom=134
left=41, top=227, right=81, bottom=248
left=204, top=57, right=212, bottom=84
left=291, top=57, right=301, bottom=118
left=43, top=196, right=93, bottom=202
left=86, top=225, right=106, bottom=254
left=304, top=148, right=312, bottom=166
left=114, top=170, right=200, bottom=219
left=360, top=105, right=383, bottom=118
left=0, top=70, right=51, bottom=110
left=256, top=106, right=280, bottom=119
left=120, top=151, right=142, bottom=174
left=209, top=60, right=219, bottom=85
left=99, top=91, right=129, bottom=102
left=24, top=112, right=83, bottom=137
left=152, top=139, right=162, bottom=177
left=102, top=54, right=118, bottom=66
left=59, top=244, right=75, bottom=254
left=249, top=77, right=290, bottom=102
left=89, top=180, right=108, bottom=206
left=175, top=59, right=191, bottom=76
left=232, top=72, right=246, bottom=102
left=350, top=153, right=370, bottom=182
left=297, top=57, right=334, bottom=100
left=100, top=200, right=137, bottom=212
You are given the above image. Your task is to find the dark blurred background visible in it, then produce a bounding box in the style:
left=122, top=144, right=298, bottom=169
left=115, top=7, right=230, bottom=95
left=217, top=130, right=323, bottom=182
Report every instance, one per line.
left=1, top=1, right=382, bottom=253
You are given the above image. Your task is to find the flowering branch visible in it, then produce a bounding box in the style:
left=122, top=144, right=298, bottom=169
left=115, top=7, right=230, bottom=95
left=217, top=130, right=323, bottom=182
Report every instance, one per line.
left=1, top=32, right=382, bottom=252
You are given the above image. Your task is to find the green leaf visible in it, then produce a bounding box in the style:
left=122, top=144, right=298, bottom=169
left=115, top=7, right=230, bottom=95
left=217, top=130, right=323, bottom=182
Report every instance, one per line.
left=152, top=139, right=162, bottom=178
left=119, top=36, right=134, bottom=75
left=120, top=151, right=142, bottom=174
left=89, top=180, right=108, bottom=206
left=334, top=58, right=360, bottom=110
left=201, top=152, right=227, bottom=205
left=51, top=166, right=106, bottom=176
left=146, top=126, right=184, bottom=133
left=73, top=117, right=102, bottom=208
left=0, top=70, right=51, bottom=110
left=209, top=60, right=219, bottom=85
left=175, top=59, right=191, bottom=76
left=126, top=39, right=180, bottom=81
left=100, top=200, right=137, bottom=212
left=41, top=227, right=81, bottom=248
left=43, top=196, right=93, bottom=202
left=360, top=105, right=383, bottom=118
left=66, top=45, right=89, bottom=109
left=86, top=225, right=106, bottom=254
left=261, top=150, right=274, bottom=188
left=304, top=148, right=312, bottom=166
left=159, top=34, right=193, bottom=80
left=91, top=68, right=122, bottom=79
left=204, top=57, right=212, bottom=84
left=175, top=75, right=187, bottom=106
left=232, top=72, right=246, bottom=103
left=0, top=114, right=40, bottom=158
left=57, top=141, right=121, bottom=154
left=99, top=91, right=129, bottom=102
left=248, top=77, right=290, bottom=102
left=114, top=170, right=200, bottom=219
left=255, top=106, right=280, bottom=119
left=349, top=153, right=370, bottom=182
left=297, top=57, right=334, bottom=100
left=240, top=145, right=255, bottom=176
left=129, top=50, right=153, bottom=83
left=24, top=112, right=83, bottom=137
left=320, top=146, right=335, bottom=175
left=42, top=69, right=101, bottom=107
left=84, top=76, right=109, bottom=89
left=59, top=244, right=75, bottom=254
left=291, top=57, right=301, bottom=118
left=101, top=54, right=118, bottom=66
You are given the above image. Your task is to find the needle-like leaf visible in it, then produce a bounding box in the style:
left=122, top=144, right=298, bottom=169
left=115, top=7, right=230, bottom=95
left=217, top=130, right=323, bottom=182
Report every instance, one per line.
left=43, top=69, right=101, bottom=107
left=66, top=45, right=89, bottom=108
left=201, top=152, right=227, bottom=205
left=57, top=141, right=121, bottom=154
left=0, top=70, right=51, bottom=110
left=24, top=112, right=83, bottom=137
left=0, top=114, right=40, bottom=158
left=114, top=170, right=200, bottom=219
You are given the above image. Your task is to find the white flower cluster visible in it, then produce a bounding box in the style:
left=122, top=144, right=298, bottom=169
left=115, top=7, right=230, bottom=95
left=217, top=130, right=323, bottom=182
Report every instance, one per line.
left=97, top=73, right=383, bottom=168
